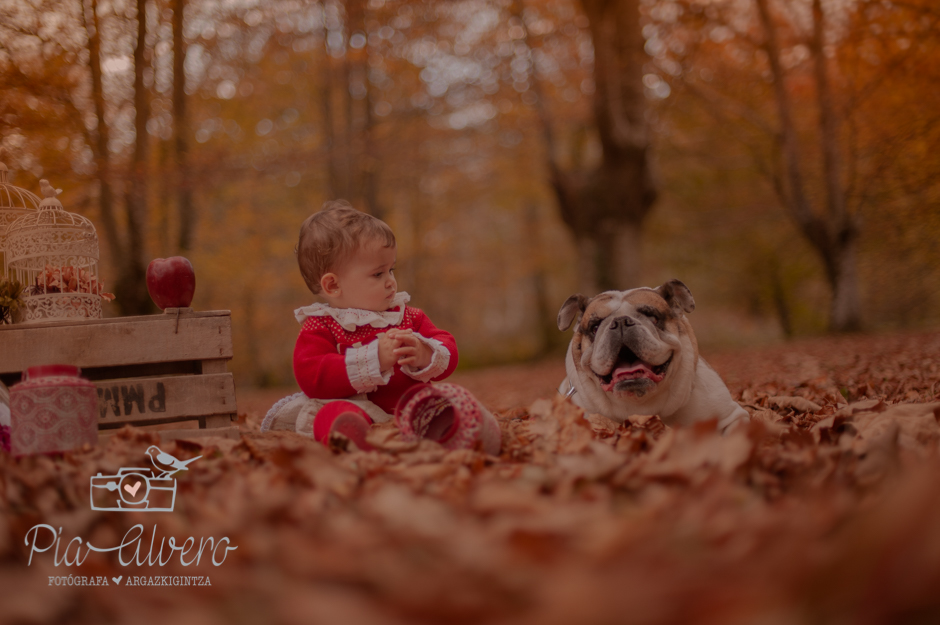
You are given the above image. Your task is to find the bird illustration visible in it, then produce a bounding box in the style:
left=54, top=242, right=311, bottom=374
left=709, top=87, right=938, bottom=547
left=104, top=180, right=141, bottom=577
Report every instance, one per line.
left=146, top=445, right=202, bottom=477
left=39, top=179, right=62, bottom=199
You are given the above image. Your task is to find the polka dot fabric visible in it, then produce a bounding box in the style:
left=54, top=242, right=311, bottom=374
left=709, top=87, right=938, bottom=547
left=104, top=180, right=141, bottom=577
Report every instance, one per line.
left=294, top=292, right=411, bottom=329
left=302, top=307, right=419, bottom=351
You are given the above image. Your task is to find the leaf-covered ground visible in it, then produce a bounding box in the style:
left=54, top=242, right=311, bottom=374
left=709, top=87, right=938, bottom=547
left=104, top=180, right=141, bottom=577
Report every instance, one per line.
left=3, top=330, right=940, bottom=624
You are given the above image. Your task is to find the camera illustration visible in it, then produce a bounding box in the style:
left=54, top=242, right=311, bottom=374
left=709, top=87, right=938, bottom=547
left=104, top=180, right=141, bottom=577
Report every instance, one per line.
left=90, top=467, right=177, bottom=512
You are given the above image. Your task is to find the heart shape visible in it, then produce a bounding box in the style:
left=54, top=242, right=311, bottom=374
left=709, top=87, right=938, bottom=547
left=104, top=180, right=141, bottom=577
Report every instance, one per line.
left=123, top=481, right=142, bottom=496
left=112, top=576, right=123, bottom=585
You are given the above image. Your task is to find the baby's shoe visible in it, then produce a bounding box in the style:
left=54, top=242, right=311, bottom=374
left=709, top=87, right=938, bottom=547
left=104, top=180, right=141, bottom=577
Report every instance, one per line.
left=312, top=401, right=375, bottom=451
left=395, top=383, right=501, bottom=455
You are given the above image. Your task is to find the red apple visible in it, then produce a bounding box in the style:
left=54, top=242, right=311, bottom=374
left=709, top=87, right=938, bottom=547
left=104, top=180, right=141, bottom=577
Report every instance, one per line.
left=146, top=256, right=196, bottom=310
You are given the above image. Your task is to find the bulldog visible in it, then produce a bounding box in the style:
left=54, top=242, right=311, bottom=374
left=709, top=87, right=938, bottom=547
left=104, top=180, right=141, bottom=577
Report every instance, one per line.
left=557, top=280, right=748, bottom=432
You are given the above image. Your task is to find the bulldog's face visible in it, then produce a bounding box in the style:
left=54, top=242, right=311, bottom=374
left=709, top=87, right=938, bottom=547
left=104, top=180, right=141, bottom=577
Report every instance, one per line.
left=558, top=280, right=698, bottom=403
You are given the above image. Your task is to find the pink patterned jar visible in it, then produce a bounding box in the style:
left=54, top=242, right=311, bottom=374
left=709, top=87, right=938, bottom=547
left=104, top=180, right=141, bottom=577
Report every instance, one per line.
left=10, top=365, right=98, bottom=456
left=0, top=382, right=10, bottom=452
left=394, top=383, right=502, bottom=455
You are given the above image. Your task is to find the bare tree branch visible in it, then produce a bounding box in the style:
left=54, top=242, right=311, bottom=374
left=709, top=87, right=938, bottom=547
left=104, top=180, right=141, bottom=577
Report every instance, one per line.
left=173, top=0, right=194, bottom=253
left=810, top=0, right=848, bottom=226
left=754, top=0, right=828, bottom=251
left=82, top=0, right=123, bottom=264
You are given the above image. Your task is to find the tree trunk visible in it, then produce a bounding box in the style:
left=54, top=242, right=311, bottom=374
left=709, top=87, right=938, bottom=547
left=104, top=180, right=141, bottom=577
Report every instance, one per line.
left=117, top=0, right=153, bottom=315
left=345, top=0, right=382, bottom=217
left=827, top=233, right=862, bottom=332
left=172, top=0, right=194, bottom=252
left=322, top=65, right=341, bottom=198
left=811, top=0, right=846, bottom=224
left=754, top=0, right=823, bottom=246
left=609, top=221, right=642, bottom=289
left=360, top=95, right=381, bottom=218
left=756, top=0, right=862, bottom=332
left=810, top=0, right=861, bottom=332
left=243, top=285, right=262, bottom=385
left=574, top=0, right=656, bottom=291
left=321, top=4, right=342, bottom=199
left=769, top=257, right=793, bottom=338
left=156, top=136, right=170, bottom=257
left=524, top=203, right=557, bottom=355
left=82, top=0, right=123, bottom=267
left=342, top=17, right=355, bottom=202
left=361, top=30, right=381, bottom=218
left=524, top=0, right=656, bottom=295
left=405, top=163, right=423, bottom=301
left=576, top=236, right=599, bottom=297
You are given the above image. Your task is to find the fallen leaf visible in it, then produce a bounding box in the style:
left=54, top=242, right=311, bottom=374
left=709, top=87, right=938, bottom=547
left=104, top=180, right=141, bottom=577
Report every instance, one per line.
left=769, top=396, right=823, bottom=413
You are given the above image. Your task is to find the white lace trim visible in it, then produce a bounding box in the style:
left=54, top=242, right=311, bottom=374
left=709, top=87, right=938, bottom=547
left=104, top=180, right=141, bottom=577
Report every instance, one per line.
left=401, top=333, right=451, bottom=383
left=345, top=340, right=393, bottom=393
left=294, top=292, right=411, bottom=331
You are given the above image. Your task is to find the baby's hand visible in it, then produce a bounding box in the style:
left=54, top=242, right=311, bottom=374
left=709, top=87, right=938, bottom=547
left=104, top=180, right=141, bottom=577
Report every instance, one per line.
left=377, top=333, right=400, bottom=372
left=389, top=329, right=433, bottom=370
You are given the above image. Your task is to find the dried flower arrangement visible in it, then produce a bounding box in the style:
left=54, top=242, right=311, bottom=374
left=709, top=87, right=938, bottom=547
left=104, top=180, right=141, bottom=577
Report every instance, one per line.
left=0, top=277, right=23, bottom=324
left=27, top=264, right=115, bottom=302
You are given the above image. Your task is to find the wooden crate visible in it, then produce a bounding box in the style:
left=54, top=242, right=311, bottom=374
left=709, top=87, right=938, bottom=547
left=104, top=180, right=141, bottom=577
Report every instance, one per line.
left=0, top=308, right=239, bottom=441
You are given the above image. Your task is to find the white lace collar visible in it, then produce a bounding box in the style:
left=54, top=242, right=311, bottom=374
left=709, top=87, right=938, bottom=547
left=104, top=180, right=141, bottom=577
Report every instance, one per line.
left=294, top=292, right=411, bottom=331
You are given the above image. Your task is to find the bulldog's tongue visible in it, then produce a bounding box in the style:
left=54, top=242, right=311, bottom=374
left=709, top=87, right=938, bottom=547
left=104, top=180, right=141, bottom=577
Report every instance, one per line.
left=601, top=362, right=664, bottom=392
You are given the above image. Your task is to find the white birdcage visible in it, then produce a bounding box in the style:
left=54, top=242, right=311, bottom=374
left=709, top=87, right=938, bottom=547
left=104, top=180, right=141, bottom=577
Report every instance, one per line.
left=5, top=180, right=109, bottom=323
left=0, top=162, right=41, bottom=276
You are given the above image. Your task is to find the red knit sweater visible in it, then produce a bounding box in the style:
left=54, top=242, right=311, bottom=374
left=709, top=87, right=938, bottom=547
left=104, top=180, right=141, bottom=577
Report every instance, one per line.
left=293, top=305, right=459, bottom=414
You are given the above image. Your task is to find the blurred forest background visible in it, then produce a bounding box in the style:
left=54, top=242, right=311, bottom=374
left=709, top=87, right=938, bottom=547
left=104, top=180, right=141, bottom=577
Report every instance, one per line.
left=1, top=0, right=938, bottom=388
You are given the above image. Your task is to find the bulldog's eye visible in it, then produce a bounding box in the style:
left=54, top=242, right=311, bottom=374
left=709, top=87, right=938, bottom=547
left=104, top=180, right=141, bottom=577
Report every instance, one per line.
left=586, top=319, right=601, bottom=338
left=638, top=307, right=665, bottom=327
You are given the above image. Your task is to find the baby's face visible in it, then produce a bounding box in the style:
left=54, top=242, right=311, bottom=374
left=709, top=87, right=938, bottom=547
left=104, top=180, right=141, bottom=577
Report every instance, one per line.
left=327, top=241, right=398, bottom=311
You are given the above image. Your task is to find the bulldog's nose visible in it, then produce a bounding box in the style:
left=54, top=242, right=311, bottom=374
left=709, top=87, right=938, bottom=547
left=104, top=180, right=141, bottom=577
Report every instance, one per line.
left=608, top=316, right=635, bottom=330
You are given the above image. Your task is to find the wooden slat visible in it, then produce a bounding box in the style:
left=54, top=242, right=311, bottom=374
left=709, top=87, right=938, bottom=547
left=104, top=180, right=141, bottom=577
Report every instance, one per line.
left=200, top=359, right=228, bottom=374
left=0, top=310, right=233, bottom=374
left=0, top=360, right=205, bottom=388
left=0, top=308, right=229, bottom=331
left=202, top=414, right=234, bottom=429
left=98, top=425, right=241, bottom=443
left=95, top=373, right=236, bottom=428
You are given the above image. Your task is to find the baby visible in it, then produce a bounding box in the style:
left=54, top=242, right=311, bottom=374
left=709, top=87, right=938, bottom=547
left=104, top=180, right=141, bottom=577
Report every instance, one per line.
left=260, top=200, right=459, bottom=449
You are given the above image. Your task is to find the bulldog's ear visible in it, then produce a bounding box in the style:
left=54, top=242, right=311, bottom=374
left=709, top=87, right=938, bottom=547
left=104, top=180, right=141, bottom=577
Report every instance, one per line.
left=655, top=280, right=696, bottom=314
left=558, top=294, right=588, bottom=331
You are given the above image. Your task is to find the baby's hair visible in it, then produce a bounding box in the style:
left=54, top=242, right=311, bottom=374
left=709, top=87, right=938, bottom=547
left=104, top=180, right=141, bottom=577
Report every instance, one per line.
left=296, top=199, right=396, bottom=294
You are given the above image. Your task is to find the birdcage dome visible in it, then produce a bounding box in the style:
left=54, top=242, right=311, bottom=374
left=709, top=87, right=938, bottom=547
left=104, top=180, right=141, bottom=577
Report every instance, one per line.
left=6, top=180, right=108, bottom=324
left=0, top=162, right=41, bottom=275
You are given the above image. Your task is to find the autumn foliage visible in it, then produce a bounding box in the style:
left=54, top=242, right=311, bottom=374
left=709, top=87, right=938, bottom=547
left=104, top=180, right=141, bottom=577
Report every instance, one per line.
left=2, top=0, right=939, bottom=385
left=1, top=331, right=939, bottom=623
left=3, top=0, right=940, bottom=620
